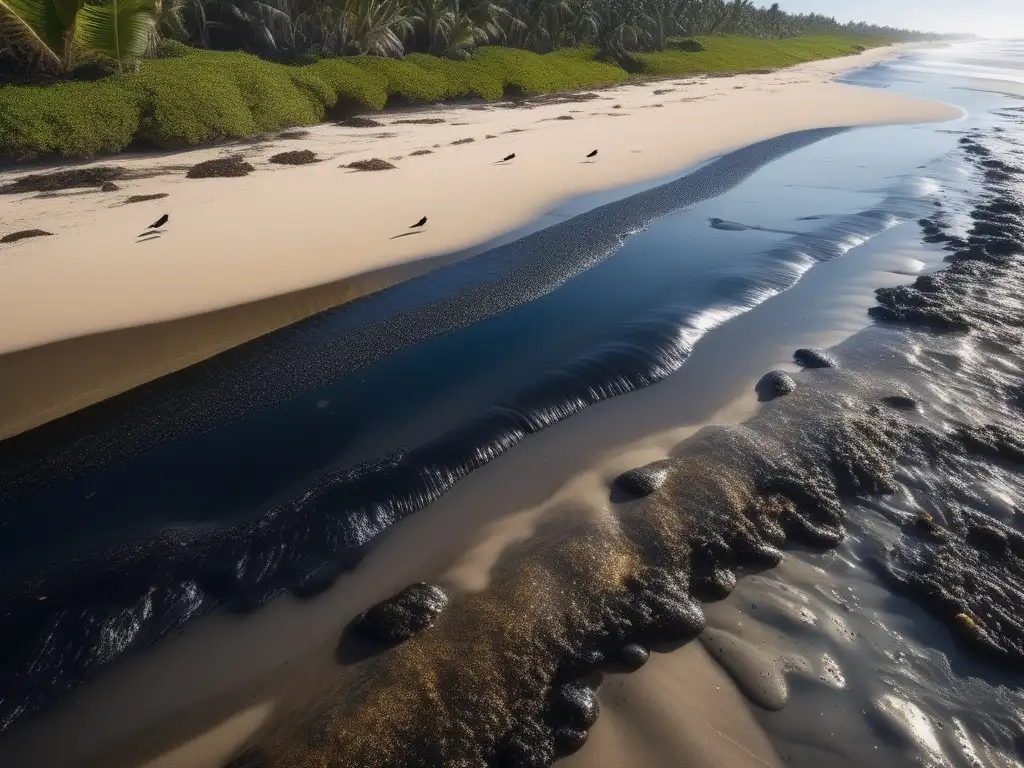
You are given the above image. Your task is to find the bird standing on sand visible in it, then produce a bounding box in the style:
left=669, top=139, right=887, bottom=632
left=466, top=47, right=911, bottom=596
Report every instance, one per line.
left=410, top=216, right=428, bottom=229
left=500, top=153, right=516, bottom=163
left=586, top=150, right=598, bottom=158
left=148, top=214, right=169, bottom=230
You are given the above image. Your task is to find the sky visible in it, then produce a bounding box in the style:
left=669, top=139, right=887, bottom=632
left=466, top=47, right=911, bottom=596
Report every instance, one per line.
left=773, top=0, right=1024, bottom=38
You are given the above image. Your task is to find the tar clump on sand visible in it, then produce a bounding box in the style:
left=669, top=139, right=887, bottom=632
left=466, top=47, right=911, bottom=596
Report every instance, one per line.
left=336, top=117, right=384, bottom=128
left=346, top=158, right=396, bottom=171
left=793, top=348, right=838, bottom=369
left=0, top=165, right=125, bottom=194
left=756, top=370, right=797, bottom=400
left=186, top=156, right=255, bottom=179
left=124, top=193, right=169, bottom=204
left=350, top=582, right=449, bottom=645
left=268, top=150, right=320, bottom=165
left=613, top=459, right=673, bottom=497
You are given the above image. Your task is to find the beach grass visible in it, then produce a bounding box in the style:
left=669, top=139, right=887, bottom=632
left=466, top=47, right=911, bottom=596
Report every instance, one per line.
left=0, top=36, right=882, bottom=162
left=635, top=35, right=886, bottom=76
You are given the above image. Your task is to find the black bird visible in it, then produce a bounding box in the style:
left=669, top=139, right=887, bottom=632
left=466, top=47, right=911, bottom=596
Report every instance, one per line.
left=500, top=153, right=516, bottom=162
left=586, top=149, right=598, bottom=158
left=147, top=214, right=169, bottom=230
left=410, top=216, right=428, bottom=229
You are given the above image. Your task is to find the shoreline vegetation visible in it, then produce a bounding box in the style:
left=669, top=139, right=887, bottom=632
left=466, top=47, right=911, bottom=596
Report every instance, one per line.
left=1, top=37, right=886, bottom=162
left=0, top=0, right=965, bottom=163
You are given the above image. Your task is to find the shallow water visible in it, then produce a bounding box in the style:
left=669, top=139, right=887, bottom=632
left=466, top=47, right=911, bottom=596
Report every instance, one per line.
left=0, top=40, right=1021, bottom=762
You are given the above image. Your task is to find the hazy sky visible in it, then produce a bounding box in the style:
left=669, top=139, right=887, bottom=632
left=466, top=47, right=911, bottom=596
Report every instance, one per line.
left=775, top=0, right=1024, bottom=38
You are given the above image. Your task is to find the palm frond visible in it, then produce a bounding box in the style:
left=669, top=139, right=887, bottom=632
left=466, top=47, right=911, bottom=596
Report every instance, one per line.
left=0, top=0, right=78, bottom=66
left=74, top=0, right=157, bottom=70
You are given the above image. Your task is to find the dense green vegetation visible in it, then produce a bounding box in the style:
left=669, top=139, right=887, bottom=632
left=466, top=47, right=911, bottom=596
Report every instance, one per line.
left=0, top=0, right=962, bottom=160
left=0, top=36, right=888, bottom=159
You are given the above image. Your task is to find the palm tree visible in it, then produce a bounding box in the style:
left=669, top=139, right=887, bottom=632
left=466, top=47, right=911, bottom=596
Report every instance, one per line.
left=77, top=0, right=159, bottom=68
left=502, top=0, right=572, bottom=53
left=0, top=0, right=156, bottom=72
left=643, top=0, right=686, bottom=50
left=407, top=0, right=449, bottom=53
left=335, top=0, right=410, bottom=56
left=593, top=0, right=649, bottom=61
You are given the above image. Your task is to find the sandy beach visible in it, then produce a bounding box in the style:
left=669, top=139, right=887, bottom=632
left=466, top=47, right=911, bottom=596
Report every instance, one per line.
left=7, top=38, right=1019, bottom=768
left=0, top=44, right=961, bottom=439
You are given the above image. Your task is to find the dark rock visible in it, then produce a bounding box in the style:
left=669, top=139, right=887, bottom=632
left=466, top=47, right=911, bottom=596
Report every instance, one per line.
left=613, top=460, right=673, bottom=497
left=548, top=683, right=599, bottom=730
left=350, top=582, right=448, bottom=645
left=756, top=371, right=797, bottom=400
left=100, top=181, right=120, bottom=192
left=793, top=348, right=838, bottom=369
left=552, top=726, right=588, bottom=754
left=615, top=642, right=649, bottom=670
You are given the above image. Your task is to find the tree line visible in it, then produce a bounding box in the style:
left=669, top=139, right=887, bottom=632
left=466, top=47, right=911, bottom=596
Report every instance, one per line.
left=0, top=0, right=965, bottom=79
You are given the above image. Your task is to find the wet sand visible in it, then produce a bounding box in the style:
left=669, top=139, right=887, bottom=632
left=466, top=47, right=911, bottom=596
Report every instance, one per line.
left=0, top=44, right=961, bottom=439
left=0, top=119, right=962, bottom=768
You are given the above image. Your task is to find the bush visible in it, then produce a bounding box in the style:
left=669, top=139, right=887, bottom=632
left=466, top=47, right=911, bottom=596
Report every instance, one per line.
left=150, top=39, right=192, bottom=59
left=635, top=35, right=882, bottom=76
left=0, top=36, right=883, bottom=161
left=134, top=52, right=324, bottom=146
left=0, top=78, right=141, bottom=160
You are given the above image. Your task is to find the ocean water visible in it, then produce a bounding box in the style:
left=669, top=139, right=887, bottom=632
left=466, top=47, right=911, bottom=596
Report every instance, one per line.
left=0, top=41, right=1021, bottom=750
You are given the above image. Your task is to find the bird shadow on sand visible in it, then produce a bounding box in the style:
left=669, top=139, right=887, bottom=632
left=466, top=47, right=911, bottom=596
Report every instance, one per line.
left=580, top=160, right=596, bottom=164
left=136, top=232, right=164, bottom=243
left=389, top=231, right=424, bottom=240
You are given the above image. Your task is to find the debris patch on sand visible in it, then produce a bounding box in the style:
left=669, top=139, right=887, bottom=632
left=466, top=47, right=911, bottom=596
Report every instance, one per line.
left=268, top=150, right=320, bottom=165
left=346, top=158, right=397, bottom=171
left=186, top=156, right=254, bottom=179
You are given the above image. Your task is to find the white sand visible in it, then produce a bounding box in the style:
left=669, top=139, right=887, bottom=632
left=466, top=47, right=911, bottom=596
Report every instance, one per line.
left=0, top=45, right=961, bottom=439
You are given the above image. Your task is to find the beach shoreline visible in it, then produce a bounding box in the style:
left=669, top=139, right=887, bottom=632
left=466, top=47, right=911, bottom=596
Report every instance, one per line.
left=2, top=38, right=1022, bottom=768
left=0, top=43, right=962, bottom=439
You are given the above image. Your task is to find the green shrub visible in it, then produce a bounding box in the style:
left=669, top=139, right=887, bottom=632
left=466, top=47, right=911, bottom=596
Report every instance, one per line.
left=0, top=36, right=885, bottom=160
left=0, top=79, right=141, bottom=160
left=150, top=39, right=193, bottom=59
left=306, top=58, right=389, bottom=109
left=635, top=35, right=883, bottom=76
left=133, top=52, right=325, bottom=146
left=405, top=53, right=503, bottom=101
left=348, top=55, right=454, bottom=102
